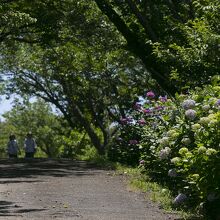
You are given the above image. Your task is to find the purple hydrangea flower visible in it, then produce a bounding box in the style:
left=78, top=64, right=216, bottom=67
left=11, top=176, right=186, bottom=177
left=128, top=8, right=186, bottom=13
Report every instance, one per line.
left=174, top=193, right=187, bottom=205
left=120, top=118, right=128, bottom=125
left=146, top=91, right=155, bottom=98
left=120, top=117, right=133, bottom=125
left=143, top=108, right=152, bottom=114
left=129, top=140, right=139, bottom=145
left=216, top=99, right=220, bottom=106
left=159, top=96, right=167, bottom=102
left=182, top=99, right=196, bottom=110
left=155, top=106, right=164, bottom=111
left=185, top=109, right=197, bottom=120
left=134, top=102, right=142, bottom=110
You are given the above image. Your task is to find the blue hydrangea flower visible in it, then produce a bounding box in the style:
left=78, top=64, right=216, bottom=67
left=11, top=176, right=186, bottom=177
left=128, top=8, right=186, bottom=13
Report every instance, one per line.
left=182, top=99, right=196, bottom=110
left=168, top=169, right=177, bottom=177
left=185, top=109, right=197, bottom=120
left=207, top=192, right=219, bottom=202
left=174, top=193, right=187, bottom=205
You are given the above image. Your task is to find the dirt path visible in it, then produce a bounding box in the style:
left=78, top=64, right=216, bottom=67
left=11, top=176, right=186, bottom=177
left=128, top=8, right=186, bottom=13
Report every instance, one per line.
left=0, top=159, right=179, bottom=220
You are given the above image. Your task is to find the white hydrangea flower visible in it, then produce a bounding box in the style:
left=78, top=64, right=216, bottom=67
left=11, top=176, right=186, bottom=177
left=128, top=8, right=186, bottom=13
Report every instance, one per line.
left=208, top=97, right=218, bottom=105
left=150, top=146, right=155, bottom=151
left=197, top=146, right=207, bottom=154
left=206, top=148, right=217, bottom=156
left=191, top=123, right=201, bottom=131
left=199, top=117, right=210, bottom=125
left=208, top=119, right=218, bottom=127
left=171, top=157, right=181, bottom=164
left=159, top=147, right=171, bottom=160
left=181, top=137, right=191, bottom=145
left=165, top=147, right=171, bottom=154
left=159, top=137, right=170, bottom=146
left=185, top=152, right=193, bottom=158
left=179, top=147, right=189, bottom=155
left=167, top=129, right=179, bottom=139
left=202, top=104, right=210, bottom=111
left=208, top=113, right=216, bottom=119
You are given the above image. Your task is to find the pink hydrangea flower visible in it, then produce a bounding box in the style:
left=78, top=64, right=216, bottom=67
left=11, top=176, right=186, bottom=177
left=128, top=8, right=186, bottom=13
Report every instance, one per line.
left=120, top=117, right=133, bottom=125
left=146, top=91, right=155, bottom=98
left=120, top=118, right=128, bottom=125
left=139, top=160, right=145, bottom=165
left=138, top=118, right=146, bottom=125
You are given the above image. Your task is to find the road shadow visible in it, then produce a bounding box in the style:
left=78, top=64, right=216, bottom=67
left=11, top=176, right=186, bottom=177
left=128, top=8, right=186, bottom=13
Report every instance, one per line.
left=0, top=158, right=108, bottom=180
left=0, top=200, right=46, bottom=217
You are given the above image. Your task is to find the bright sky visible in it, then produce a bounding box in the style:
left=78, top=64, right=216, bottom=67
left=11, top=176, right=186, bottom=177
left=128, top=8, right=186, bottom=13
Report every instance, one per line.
left=0, top=95, right=60, bottom=121
left=0, top=96, right=13, bottom=121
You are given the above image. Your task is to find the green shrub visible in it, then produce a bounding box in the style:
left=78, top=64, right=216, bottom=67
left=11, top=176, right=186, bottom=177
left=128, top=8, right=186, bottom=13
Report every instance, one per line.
left=113, top=81, right=220, bottom=216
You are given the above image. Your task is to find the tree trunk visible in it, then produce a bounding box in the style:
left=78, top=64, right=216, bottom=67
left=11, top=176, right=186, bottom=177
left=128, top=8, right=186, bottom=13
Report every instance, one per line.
left=71, top=104, right=106, bottom=155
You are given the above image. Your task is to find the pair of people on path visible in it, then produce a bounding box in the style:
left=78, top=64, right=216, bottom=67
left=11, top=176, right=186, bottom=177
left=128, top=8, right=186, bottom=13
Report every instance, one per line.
left=7, top=132, right=37, bottom=158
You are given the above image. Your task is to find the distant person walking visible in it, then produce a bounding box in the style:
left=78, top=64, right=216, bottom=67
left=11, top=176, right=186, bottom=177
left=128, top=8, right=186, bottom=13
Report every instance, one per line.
left=7, top=134, right=19, bottom=158
left=24, top=132, right=37, bottom=158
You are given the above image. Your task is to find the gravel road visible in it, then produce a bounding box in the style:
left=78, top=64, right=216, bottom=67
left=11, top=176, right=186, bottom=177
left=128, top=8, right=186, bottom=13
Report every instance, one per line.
left=0, top=159, right=179, bottom=220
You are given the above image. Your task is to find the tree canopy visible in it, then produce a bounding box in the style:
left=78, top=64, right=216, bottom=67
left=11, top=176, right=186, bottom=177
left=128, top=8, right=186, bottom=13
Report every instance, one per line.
left=94, top=0, right=220, bottom=92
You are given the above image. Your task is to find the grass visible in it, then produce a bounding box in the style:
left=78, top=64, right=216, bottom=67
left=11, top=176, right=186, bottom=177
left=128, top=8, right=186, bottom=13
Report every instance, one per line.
left=116, top=166, right=173, bottom=210
left=115, top=165, right=202, bottom=220
left=76, top=146, right=118, bottom=169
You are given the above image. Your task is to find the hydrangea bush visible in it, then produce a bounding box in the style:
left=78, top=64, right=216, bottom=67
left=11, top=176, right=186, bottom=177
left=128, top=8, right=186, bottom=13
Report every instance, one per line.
left=110, top=83, right=220, bottom=215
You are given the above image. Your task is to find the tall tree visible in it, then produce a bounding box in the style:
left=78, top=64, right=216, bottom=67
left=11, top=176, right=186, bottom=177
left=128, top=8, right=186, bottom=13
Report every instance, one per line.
left=94, top=0, right=220, bottom=93
left=1, top=1, right=150, bottom=154
left=1, top=39, right=149, bottom=154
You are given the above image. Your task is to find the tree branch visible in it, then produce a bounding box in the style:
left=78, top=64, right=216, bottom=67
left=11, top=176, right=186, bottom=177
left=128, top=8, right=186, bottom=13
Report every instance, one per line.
left=94, top=0, right=177, bottom=95
left=125, top=0, right=158, bottom=41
